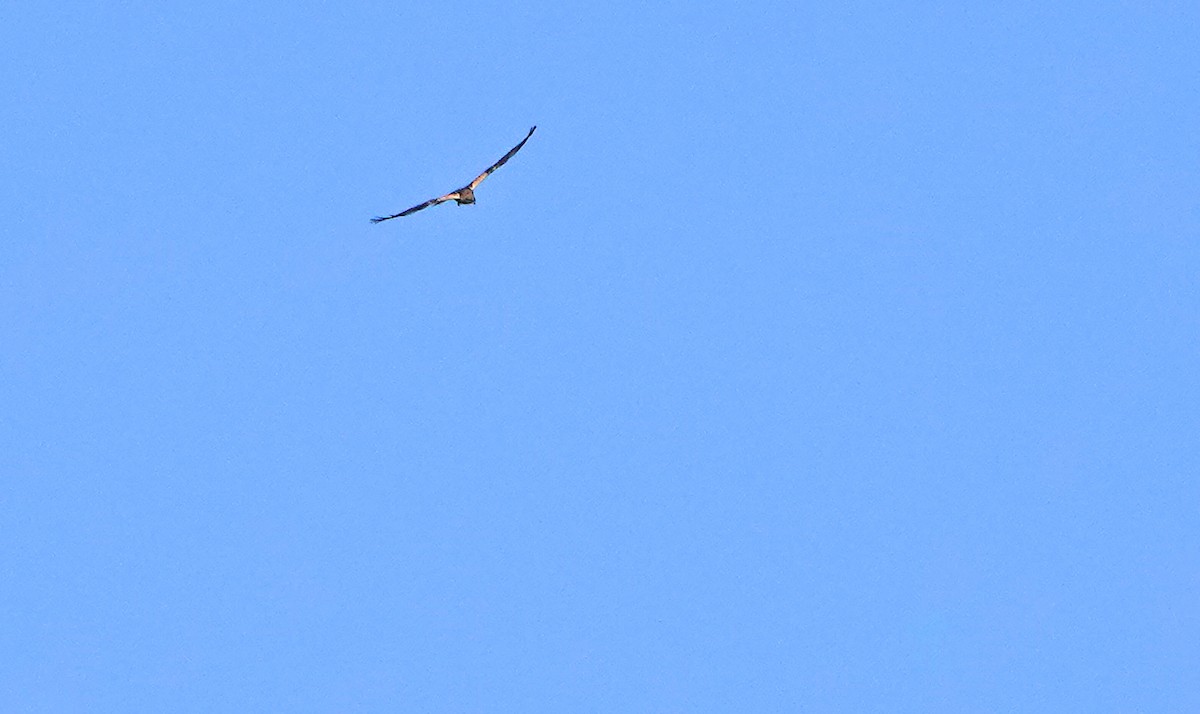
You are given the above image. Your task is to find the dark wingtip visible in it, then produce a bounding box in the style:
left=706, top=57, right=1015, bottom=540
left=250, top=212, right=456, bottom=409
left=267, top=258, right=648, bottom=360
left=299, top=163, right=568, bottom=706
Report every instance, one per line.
left=370, top=216, right=386, bottom=224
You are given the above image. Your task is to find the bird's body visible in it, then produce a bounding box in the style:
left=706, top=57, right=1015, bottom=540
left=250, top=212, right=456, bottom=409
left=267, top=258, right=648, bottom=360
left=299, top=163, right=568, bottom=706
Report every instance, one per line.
left=453, top=187, right=476, bottom=205
left=371, top=126, right=536, bottom=224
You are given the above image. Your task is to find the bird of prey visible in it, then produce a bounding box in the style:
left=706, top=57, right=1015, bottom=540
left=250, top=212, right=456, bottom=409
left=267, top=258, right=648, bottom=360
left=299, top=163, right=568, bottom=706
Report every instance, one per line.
left=371, top=126, right=537, bottom=224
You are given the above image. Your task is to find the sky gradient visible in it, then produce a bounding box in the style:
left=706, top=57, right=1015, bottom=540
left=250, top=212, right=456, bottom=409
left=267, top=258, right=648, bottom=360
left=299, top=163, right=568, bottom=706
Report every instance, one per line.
left=3, top=1, right=1199, bottom=710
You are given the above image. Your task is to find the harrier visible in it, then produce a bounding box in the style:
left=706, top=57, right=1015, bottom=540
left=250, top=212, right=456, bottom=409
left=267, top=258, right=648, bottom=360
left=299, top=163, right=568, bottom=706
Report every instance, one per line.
left=371, top=126, right=537, bottom=224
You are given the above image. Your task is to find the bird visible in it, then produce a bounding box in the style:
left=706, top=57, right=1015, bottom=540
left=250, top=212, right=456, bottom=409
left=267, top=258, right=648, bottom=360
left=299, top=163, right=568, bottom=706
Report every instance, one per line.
left=371, top=126, right=537, bottom=224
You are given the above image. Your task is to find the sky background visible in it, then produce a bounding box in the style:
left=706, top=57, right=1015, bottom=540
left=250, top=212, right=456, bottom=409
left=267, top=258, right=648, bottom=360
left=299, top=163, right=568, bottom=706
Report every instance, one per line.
left=2, top=1, right=1198, bottom=710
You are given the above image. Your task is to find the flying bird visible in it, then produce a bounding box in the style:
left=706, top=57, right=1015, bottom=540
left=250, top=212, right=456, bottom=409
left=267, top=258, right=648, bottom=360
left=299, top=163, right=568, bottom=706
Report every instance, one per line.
left=371, top=126, right=537, bottom=224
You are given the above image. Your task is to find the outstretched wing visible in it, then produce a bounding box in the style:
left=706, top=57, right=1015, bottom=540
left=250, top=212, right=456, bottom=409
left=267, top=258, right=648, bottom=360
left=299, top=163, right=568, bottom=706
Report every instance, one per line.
left=371, top=191, right=461, bottom=224
left=467, top=126, right=537, bottom=191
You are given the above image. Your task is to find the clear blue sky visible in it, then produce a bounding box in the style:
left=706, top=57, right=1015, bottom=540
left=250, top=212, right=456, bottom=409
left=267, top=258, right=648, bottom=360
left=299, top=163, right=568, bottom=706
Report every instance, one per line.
left=2, top=1, right=1198, bottom=710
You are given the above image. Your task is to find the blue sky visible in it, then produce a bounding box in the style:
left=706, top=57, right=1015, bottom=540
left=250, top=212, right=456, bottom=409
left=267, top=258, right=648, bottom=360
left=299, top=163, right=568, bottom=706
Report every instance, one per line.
left=2, top=1, right=1198, bottom=710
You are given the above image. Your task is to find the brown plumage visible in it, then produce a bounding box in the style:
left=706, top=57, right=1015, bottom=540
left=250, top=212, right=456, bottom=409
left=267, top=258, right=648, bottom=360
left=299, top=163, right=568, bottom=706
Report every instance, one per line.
left=371, top=126, right=537, bottom=224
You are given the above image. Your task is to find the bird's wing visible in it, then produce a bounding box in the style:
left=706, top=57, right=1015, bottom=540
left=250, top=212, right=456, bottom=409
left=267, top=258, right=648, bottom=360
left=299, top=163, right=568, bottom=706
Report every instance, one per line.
left=467, top=126, right=537, bottom=191
left=371, top=192, right=461, bottom=224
